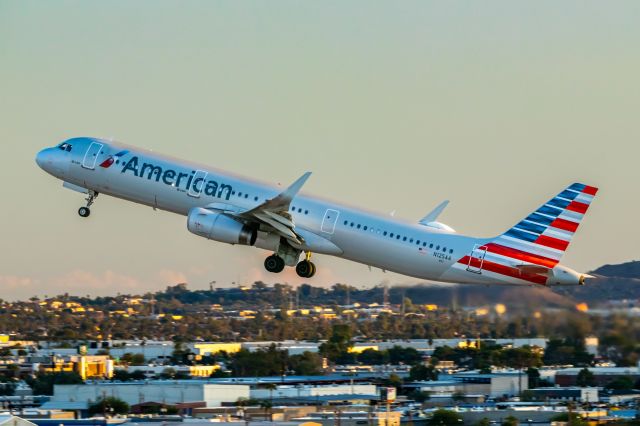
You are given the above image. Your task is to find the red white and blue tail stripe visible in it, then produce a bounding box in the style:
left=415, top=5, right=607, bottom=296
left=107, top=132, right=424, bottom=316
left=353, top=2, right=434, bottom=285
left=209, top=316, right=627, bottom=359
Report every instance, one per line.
left=455, top=183, right=598, bottom=285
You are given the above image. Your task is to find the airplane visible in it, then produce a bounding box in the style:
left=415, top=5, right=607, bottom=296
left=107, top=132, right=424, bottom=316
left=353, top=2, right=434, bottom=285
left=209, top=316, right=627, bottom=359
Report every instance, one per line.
left=36, top=137, right=598, bottom=287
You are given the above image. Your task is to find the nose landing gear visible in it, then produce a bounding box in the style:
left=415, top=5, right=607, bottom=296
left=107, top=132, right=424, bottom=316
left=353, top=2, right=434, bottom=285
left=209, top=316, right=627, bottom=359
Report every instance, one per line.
left=78, top=190, right=98, bottom=218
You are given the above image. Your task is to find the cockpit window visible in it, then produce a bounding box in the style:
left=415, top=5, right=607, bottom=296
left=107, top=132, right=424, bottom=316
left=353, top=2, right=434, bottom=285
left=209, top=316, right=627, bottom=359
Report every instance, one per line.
left=58, top=143, right=73, bottom=152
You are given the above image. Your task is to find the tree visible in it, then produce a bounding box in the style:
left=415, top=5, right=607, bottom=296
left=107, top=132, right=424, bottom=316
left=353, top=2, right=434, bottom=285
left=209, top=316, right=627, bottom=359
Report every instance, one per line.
left=549, top=412, right=588, bottom=426
left=385, top=373, right=403, bottom=388
left=409, top=364, right=437, bottom=381
left=387, top=346, right=422, bottom=365
left=428, top=409, right=463, bottom=425
left=88, top=396, right=129, bottom=416
left=258, top=399, right=273, bottom=422
left=543, top=338, right=593, bottom=366
left=576, top=368, right=596, bottom=387
left=319, top=324, right=352, bottom=362
left=502, top=416, right=519, bottom=426
left=358, top=348, right=387, bottom=365
left=452, top=391, right=466, bottom=402
left=605, top=376, right=634, bottom=390
left=27, top=372, right=84, bottom=395
left=408, top=390, right=430, bottom=403
left=159, top=367, right=177, bottom=379
left=289, top=351, right=323, bottom=375
left=112, top=369, right=132, bottom=382
left=474, top=419, right=491, bottom=426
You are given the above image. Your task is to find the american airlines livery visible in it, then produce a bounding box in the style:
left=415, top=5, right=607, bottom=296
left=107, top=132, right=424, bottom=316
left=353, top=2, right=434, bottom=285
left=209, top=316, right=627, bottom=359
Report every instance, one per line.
left=36, top=137, right=598, bottom=287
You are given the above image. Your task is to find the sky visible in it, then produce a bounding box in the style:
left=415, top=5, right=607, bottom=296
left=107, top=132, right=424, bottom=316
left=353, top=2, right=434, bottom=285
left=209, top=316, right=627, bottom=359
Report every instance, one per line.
left=1, top=1, right=639, bottom=300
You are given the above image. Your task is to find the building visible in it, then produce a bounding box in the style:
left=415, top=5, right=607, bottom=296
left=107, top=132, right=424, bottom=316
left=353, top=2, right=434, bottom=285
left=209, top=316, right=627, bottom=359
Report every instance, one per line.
left=555, top=367, right=640, bottom=387
left=36, top=355, right=113, bottom=380
left=408, top=371, right=528, bottom=398
left=125, top=364, right=220, bottom=378
left=0, top=416, right=38, bottom=426
left=529, top=387, right=599, bottom=403
left=294, top=410, right=402, bottom=426
left=250, top=384, right=377, bottom=400
left=52, top=381, right=250, bottom=407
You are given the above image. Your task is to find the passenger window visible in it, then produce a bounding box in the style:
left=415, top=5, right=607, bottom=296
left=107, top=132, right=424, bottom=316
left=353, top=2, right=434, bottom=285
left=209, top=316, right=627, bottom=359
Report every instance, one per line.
left=410, top=238, right=414, bottom=243
left=239, top=192, right=243, bottom=197
left=449, top=249, right=453, bottom=254
left=390, top=233, right=394, bottom=238
left=423, top=242, right=427, bottom=247
left=442, top=247, right=447, bottom=252
left=383, top=231, right=388, bottom=236
left=363, top=225, right=368, bottom=231
left=436, top=246, right=440, bottom=250
left=429, top=244, right=434, bottom=248
left=416, top=240, right=420, bottom=245
left=305, top=210, right=309, bottom=215
left=344, top=220, right=348, bottom=225
left=396, top=235, right=400, bottom=240
left=244, top=194, right=248, bottom=198
left=403, top=236, right=407, bottom=241
left=350, top=222, right=354, bottom=227
left=357, top=224, right=361, bottom=229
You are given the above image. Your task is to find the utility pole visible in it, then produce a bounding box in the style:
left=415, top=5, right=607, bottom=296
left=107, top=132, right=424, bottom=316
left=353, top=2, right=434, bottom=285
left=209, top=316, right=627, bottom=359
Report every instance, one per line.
left=383, top=285, right=389, bottom=309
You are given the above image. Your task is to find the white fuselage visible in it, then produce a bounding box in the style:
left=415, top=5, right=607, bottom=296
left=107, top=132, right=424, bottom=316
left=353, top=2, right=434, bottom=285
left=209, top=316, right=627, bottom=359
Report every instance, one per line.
left=36, top=137, right=587, bottom=287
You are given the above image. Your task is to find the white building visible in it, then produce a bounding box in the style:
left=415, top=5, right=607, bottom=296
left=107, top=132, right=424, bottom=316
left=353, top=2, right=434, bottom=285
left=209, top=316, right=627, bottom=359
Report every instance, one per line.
left=250, top=384, right=377, bottom=400
left=53, top=381, right=249, bottom=407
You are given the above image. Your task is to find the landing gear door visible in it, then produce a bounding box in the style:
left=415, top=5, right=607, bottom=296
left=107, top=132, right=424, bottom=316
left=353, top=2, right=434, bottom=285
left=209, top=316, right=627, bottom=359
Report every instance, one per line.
left=321, top=209, right=340, bottom=234
left=82, top=142, right=104, bottom=170
left=466, top=244, right=487, bottom=274
left=188, top=170, right=208, bottom=198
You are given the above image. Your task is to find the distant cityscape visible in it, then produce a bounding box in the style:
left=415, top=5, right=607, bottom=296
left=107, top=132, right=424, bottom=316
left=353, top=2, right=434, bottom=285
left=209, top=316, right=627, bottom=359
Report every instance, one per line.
left=0, top=260, right=638, bottom=424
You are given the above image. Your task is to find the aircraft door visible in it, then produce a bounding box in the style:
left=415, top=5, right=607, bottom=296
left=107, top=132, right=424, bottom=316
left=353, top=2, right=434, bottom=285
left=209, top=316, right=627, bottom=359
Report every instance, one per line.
left=320, top=209, right=340, bottom=234
left=188, top=170, right=208, bottom=198
left=466, top=244, right=487, bottom=274
left=82, top=142, right=104, bottom=170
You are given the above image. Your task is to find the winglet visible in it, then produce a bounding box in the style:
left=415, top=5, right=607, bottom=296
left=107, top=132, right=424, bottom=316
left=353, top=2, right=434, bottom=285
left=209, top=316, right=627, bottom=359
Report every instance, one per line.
left=243, top=172, right=312, bottom=215
left=281, top=171, right=312, bottom=203
left=419, top=200, right=449, bottom=225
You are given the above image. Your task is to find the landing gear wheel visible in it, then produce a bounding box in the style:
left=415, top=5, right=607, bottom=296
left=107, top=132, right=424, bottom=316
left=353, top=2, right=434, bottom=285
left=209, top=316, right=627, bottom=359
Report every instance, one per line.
left=296, top=260, right=316, bottom=278
left=264, top=255, right=285, bottom=273
left=78, top=207, right=91, bottom=218
left=78, top=190, right=98, bottom=218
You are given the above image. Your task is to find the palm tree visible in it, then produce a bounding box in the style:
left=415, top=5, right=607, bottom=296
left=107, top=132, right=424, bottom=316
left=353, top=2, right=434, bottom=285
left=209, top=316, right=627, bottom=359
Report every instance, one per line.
left=264, top=383, right=277, bottom=403
left=259, top=399, right=273, bottom=422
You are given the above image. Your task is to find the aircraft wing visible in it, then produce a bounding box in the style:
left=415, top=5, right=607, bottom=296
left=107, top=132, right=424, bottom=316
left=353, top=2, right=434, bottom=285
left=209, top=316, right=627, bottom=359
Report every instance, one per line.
left=206, top=172, right=311, bottom=245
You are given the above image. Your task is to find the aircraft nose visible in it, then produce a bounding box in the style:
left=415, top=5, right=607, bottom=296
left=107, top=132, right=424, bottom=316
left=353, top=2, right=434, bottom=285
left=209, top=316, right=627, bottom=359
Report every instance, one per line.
left=35, top=148, right=51, bottom=169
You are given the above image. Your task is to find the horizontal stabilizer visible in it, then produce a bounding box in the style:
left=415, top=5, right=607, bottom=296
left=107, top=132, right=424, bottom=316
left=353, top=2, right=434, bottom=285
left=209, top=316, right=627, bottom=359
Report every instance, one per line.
left=514, top=264, right=551, bottom=275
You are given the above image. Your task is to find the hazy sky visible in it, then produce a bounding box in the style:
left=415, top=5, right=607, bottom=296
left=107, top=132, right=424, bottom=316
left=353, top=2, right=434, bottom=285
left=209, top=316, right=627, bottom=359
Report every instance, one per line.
left=1, top=1, right=639, bottom=300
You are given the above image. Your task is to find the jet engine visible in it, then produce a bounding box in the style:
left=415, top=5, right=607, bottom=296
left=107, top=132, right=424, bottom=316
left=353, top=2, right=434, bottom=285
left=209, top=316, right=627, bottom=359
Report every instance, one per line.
left=547, top=264, right=592, bottom=286
left=187, top=208, right=257, bottom=246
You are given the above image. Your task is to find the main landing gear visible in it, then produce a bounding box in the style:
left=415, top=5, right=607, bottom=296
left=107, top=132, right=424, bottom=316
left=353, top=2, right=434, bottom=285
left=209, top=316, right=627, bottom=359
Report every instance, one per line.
left=78, top=190, right=98, bottom=218
left=263, top=251, right=317, bottom=278
left=296, top=252, right=316, bottom=278
left=264, top=254, right=285, bottom=273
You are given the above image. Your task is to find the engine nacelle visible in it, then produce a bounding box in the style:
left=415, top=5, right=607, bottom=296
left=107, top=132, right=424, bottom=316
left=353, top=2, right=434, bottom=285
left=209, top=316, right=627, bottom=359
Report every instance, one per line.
left=547, top=264, right=590, bottom=286
left=187, top=208, right=257, bottom=246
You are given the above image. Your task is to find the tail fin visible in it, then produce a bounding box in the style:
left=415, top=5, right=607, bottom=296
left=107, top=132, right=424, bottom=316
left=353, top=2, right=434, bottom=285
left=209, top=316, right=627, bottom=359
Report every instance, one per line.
left=493, top=183, right=598, bottom=265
